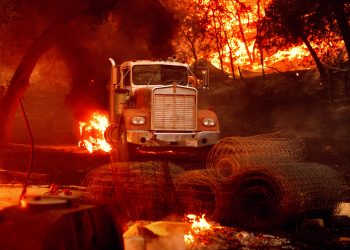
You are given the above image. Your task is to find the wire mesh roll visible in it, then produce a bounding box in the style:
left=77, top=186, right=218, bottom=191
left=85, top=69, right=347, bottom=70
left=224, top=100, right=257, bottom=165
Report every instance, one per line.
left=82, top=161, right=184, bottom=220
left=173, top=169, right=233, bottom=222
left=206, top=130, right=305, bottom=181
left=227, top=162, right=344, bottom=229
left=81, top=164, right=115, bottom=204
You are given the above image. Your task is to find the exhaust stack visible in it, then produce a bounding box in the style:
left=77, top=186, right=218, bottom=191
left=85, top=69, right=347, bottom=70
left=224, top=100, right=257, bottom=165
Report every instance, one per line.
left=108, top=58, right=117, bottom=123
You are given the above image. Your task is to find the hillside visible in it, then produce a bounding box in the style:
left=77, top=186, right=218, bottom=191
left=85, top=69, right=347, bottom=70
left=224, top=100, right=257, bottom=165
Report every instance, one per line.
left=200, top=67, right=350, bottom=144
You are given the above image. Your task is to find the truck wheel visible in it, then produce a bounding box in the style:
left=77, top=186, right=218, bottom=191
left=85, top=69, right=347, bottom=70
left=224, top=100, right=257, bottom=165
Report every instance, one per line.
left=116, top=122, right=130, bottom=162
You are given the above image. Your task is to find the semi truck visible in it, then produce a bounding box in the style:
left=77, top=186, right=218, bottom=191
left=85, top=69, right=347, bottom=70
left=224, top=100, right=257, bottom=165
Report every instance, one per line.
left=104, top=58, right=220, bottom=161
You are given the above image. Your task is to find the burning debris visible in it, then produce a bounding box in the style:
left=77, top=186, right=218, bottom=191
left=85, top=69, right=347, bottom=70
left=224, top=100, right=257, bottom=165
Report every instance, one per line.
left=123, top=214, right=293, bottom=250
left=78, top=112, right=111, bottom=153
left=186, top=214, right=211, bottom=233
left=184, top=224, right=293, bottom=249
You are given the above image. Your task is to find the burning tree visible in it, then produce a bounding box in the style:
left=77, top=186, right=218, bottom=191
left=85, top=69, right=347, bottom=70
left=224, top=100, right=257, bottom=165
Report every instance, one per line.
left=260, top=0, right=350, bottom=81
left=166, top=0, right=349, bottom=77
left=168, top=0, right=212, bottom=62
left=167, top=0, right=272, bottom=73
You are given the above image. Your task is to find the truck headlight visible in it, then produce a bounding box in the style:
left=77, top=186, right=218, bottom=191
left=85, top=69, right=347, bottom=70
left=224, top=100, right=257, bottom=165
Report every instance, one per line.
left=202, top=118, right=216, bottom=127
left=131, top=116, right=146, bottom=125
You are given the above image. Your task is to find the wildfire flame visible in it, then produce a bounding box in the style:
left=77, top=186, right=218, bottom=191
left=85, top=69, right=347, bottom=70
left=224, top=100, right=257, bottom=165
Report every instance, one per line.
left=19, top=198, right=27, bottom=208
left=78, top=112, right=111, bottom=153
left=184, top=214, right=211, bottom=244
left=188, top=0, right=345, bottom=74
left=187, top=214, right=211, bottom=232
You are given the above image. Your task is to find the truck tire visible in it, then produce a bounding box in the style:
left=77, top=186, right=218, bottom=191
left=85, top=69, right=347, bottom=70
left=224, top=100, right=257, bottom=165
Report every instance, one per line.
left=116, top=121, right=130, bottom=162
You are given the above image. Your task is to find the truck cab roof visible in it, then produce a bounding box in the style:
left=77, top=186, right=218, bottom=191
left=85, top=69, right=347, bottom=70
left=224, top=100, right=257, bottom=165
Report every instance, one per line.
left=120, top=60, right=189, bottom=68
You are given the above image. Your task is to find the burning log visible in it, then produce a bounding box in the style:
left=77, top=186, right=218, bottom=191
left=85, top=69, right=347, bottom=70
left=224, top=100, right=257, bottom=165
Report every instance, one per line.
left=206, top=130, right=305, bottom=181
left=173, top=169, right=233, bottom=223
left=82, top=161, right=184, bottom=220
left=227, top=162, right=344, bottom=229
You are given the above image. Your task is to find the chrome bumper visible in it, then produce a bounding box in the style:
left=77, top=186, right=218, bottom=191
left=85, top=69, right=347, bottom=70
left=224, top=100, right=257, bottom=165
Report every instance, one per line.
left=127, top=130, right=220, bottom=147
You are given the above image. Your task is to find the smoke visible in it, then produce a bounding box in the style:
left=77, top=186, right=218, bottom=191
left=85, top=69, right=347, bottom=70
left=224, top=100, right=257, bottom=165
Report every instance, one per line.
left=116, top=0, right=177, bottom=59
left=57, top=0, right=177, bottom=119
left=1, top=0, right=177, bottom=144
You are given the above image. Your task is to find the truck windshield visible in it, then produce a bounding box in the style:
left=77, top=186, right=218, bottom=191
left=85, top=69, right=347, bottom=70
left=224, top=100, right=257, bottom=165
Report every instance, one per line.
left=132, top=65, right=188, bottom=86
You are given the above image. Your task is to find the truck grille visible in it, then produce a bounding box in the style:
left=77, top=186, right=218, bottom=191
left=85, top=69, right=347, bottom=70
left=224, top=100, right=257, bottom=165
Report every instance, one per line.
left=152, top=86, right=197, bottom=131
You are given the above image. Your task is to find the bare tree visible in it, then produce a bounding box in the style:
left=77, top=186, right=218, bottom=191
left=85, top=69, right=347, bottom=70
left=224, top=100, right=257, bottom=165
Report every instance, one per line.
left=328, top=0, right=350, bottom=58
left=167, top=0, right=211, bottom=62
left=261, top=0, right=327, bottom=80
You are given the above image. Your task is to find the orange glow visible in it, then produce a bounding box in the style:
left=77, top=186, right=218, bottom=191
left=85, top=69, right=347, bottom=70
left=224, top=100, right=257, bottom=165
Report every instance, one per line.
left=184, top=232, right=195, bottom=244
left=187, top=214, right=211, bottom=232
left=189, top=0, right=345, bottom=74
left=78, top=112, right=111, bottom=153
left=184, top=214, right=212, bottom=244
left=19, top=198, right=27, bottom=208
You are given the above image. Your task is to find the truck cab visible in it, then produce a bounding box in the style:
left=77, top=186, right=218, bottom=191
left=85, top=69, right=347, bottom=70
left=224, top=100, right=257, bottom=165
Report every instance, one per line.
left=105, top=58, right=220, bottom=161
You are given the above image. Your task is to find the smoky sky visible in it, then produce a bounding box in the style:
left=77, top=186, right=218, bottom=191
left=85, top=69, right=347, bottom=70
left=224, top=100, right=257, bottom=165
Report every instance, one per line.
left=55, top=0, right=178, bottom=118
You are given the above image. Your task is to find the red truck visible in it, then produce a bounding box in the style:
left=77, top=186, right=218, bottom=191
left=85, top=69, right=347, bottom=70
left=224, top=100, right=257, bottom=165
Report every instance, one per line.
left=104, top=58, right=220, bottom=161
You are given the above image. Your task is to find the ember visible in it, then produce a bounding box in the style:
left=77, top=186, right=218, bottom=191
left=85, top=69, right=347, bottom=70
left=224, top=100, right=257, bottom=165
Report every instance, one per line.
left=19, top=199, right=27, bottom=208
left=78, top=112, right=111, bottom=153
left=185, top=214, right=212, bottom=245
left=183, top=213, right=293, bottom=249
left=186, top=214, right=211, bottom=233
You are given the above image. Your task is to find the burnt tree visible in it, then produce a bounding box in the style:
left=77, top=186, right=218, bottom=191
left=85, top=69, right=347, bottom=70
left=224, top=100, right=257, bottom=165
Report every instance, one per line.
left=261, top=0, right=327, bottom=80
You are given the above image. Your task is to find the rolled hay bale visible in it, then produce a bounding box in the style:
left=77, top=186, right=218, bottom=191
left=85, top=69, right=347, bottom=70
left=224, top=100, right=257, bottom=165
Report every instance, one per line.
left=173, top=169, right=233, bottom=222
left=206, top=130, right=305, bottom=181
left=227, top=162, right=344, bottom=230
left=82, top=161, right=184, bottom=220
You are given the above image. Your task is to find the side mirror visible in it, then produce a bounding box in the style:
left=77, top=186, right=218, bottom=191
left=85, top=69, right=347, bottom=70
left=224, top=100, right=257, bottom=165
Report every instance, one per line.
left=189, top=66, right=210, bottom=90
left=201, top=68, right=209, bottom=89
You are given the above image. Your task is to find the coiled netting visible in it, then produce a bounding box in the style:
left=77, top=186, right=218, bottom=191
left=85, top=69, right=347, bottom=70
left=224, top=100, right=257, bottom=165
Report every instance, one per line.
left=82, top=161, right=183, bottom=220
left=81, top=130, right=345, bottom=229
left=227, top=162, right=344, bottom=229
left=173, top=169, right=233, bottom=222
left=206, top=130, right=305, bottom=181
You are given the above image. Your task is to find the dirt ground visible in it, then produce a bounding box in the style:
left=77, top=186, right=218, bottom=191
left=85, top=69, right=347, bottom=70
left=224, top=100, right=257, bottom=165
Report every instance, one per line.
left=0, top=142, right=350, bottom=249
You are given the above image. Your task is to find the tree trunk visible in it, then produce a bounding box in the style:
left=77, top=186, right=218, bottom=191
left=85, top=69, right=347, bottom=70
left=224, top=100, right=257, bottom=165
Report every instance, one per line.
left=331, top=0, right=350, bottom=59
left=212, top=16, right=224, bottom=71
left=224, top=29, right=235, bottom=77
left=189, top=38, right=198, bottom=62
left=237, top=10, right=253, bottom=66
left=299, top=32, right=327, bottom=81
left=256, top=0, right=265, bottom=79
left=0, top=19, right=71, bottom=143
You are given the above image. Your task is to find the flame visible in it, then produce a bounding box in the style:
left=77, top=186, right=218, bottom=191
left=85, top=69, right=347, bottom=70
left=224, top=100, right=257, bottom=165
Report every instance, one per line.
left=78, top=112, right=111, bottom=153
left=187, top=214, right=211, bottom=232
left=184, top=214, right=211, bottom=244
left=187, top=0, right=345, bottom=74
left=19, top=198, right=27, bottom=208
left=184, top=232, right=195, bottom=244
